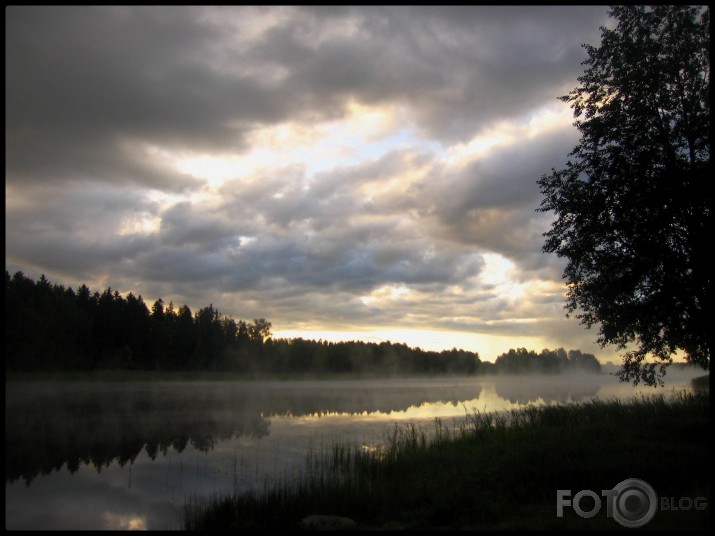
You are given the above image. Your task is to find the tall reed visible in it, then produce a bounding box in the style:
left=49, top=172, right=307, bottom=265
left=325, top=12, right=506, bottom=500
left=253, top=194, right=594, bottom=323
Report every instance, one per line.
left=183, top=391, right=709, bottom=530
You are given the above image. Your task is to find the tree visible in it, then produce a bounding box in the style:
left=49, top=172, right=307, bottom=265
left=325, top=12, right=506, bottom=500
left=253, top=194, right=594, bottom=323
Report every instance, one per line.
left=170, top=304, right=195, bottom=369
left=537, top=6, right=710, bottom=385
left=248, top=318, right=273, bottom=343
left=193, top=304, right=223, bottom=370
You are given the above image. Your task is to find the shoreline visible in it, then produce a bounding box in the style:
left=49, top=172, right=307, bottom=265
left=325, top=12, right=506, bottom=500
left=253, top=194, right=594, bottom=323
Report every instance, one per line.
left=183, top=389, right=710, bottom=530
left=5, top=365, right=706, bottom=383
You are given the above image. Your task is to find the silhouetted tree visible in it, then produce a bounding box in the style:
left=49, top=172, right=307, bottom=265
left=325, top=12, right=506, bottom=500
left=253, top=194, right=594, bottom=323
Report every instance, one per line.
left=568, top=349, right=601, bottom=373
left=75, top=284, right=98, bottom=362
left=5, top=272, right=87, bottom=370
left=194, top=304, right=224, bottom=370
left=494, top=347, right=601, bottom=375
left=248, top=318, right=272, bottom=343
left=217, top=316, right=239, bottom=369
left=4, top=272, right=495, bottom=377
left=537, top=6, right=711, bottom=385
left=122, top=292, right=152, bottom=368
left=5, top=272, right=38, bottom=369
left=539, top=348, right=569, bottom=372
left=171, top=304, right=195, bottom=369
left=150, top=298, right=169, bottom=369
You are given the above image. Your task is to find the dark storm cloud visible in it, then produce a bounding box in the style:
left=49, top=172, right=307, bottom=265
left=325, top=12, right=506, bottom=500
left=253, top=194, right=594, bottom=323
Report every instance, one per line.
left=248, top=5, right=608, bottom=141
left=415, top=124, right=581, bottom=270
left=440, top=130, right=578, bottom=212
left=7, top=6, right=280, bottom=188
left=6, top=184, right=158, bottom=279
left=7, top=6, right=607, bottom=187
left=158, top=202, right=241, bottom=252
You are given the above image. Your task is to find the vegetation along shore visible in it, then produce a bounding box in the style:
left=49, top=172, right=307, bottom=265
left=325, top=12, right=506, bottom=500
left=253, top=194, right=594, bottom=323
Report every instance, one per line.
left=183, top=387, right=710, bottom=531
left=6, top=271, right=600, bottom=377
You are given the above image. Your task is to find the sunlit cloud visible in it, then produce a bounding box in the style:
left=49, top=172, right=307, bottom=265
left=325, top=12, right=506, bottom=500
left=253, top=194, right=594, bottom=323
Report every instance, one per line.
left=442, top=102, right=573, bottom=171
left=172, top=100, right=424, bottom=190
left=118, top=213, right=162, bottom=236
left=479, top=253, right=528, bottom=302
left=523, top=103, right=574, bottom=138
left=443, top=126, right=516, bottom=168
left=360, top=284, right=413, bottom=307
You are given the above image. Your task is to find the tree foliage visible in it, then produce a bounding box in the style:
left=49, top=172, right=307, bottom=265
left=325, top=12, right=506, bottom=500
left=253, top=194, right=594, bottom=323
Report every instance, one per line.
left=5, top=271, right=608, bottom=378
left=5, top=271, right=485, bottom=376
left=537, top=6, right=711, bottom=385
left=494, top=347, right=601, bottom=375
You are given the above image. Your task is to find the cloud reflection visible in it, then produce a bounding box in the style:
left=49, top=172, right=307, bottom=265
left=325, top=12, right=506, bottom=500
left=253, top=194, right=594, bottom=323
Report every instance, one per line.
left=5, top=373, right=701, bottom=530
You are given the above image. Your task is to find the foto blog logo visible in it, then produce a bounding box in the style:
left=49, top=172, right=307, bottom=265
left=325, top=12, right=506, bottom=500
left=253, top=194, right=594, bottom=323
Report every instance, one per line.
left=557, top=478, right=707, bottom=528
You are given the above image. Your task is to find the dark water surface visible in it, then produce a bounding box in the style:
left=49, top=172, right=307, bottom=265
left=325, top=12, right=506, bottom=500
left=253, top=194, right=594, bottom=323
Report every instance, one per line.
left=5, top=371, right=702, bottom=530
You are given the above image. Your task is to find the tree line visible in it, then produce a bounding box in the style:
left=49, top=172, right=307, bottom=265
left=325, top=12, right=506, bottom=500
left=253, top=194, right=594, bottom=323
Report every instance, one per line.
left=492, top=347, right=601, bottom=374
left=5, top=271, right=600, bottom=376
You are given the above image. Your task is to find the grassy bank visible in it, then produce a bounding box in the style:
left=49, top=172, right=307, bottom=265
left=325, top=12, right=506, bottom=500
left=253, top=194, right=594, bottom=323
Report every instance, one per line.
left=183, top=391, right=710, bottom=530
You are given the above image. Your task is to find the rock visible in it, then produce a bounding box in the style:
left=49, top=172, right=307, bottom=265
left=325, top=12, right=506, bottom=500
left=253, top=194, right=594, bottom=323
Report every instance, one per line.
left=299, top=515, right=357, bottom=531
left=380, top=521, right=406, bottom=530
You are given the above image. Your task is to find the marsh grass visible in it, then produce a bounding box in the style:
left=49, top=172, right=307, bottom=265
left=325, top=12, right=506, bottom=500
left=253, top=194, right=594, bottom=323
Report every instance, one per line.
left=183, top=391, right=710, bottom=530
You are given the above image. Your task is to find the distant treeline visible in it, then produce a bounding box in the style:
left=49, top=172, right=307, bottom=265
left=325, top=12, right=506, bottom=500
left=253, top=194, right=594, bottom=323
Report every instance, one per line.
left=5, top=271, right=600, bottom=376
left=493, top=347, right=601, bottom=374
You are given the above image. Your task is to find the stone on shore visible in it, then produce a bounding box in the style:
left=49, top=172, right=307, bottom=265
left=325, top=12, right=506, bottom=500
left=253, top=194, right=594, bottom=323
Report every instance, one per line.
left=299, top=515, right=357, bottom=531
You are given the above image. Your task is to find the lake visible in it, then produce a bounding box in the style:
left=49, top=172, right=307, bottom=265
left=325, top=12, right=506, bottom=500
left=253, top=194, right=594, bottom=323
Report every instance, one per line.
left=5, top=369, right=704, bottom=530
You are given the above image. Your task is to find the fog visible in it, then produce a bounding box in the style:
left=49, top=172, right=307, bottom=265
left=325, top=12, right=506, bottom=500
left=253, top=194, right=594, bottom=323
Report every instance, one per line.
left=5, top=369, right=706, bottom=529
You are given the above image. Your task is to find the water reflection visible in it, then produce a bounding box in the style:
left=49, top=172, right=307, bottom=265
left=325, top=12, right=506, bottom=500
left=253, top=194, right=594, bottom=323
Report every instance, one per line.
left=5, top=371, right=703, bottom=530
left=5, top=382, right=270, bottom=485
left=6, top=378, right=495, bottom=485
left=493, top=374, right=600, bottom=404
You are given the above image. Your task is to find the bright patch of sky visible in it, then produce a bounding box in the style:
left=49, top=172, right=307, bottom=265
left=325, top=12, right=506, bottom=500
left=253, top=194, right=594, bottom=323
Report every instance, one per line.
left=480, top=253, right=528, bottom=302
left=272, top=328, right=550, bottom=362
left=170, top=101, right=437, bottom=190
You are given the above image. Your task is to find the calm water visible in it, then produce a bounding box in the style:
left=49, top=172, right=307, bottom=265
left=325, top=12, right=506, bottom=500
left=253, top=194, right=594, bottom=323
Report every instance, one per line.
left=5, top=370, right=704, bottom=530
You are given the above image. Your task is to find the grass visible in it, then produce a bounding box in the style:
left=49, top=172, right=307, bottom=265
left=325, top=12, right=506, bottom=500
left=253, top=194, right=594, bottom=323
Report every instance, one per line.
left=182, top=390, right=710, bottom=530
left=692, top=373, right=710, bottom=391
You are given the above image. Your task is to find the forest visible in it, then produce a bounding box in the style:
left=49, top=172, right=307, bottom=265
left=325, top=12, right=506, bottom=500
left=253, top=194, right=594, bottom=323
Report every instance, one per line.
left=5, top=271, right=600, bottom=376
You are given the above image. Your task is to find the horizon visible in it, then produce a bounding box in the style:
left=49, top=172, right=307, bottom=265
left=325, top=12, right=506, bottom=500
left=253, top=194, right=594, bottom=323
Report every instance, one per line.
left=7, top=268, right=624, bottom=365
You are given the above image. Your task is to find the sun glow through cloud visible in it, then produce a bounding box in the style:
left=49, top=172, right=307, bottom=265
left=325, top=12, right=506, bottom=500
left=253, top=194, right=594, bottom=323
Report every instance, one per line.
left=153, top=100, right=443, bottom=193
left=118, top=213, right=161, bottom=236
left=480, top=253, right=527, bottom=302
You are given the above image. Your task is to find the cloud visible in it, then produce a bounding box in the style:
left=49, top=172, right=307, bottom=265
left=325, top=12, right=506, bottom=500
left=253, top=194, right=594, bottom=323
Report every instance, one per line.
left=7, top=6, right=607, bottom=187
left=5, top=6, right=616, bottom=358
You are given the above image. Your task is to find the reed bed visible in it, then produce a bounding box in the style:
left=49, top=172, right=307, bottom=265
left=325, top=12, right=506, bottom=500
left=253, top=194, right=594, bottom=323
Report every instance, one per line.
left=183, top=391, right=710, bottom=530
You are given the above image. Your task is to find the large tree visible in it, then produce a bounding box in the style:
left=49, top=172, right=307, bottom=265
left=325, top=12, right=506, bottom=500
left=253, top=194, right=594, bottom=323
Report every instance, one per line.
left=537, top=6, right=710, bottom=385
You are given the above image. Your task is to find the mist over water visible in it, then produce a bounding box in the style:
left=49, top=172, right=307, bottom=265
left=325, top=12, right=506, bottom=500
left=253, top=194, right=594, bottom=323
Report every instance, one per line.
left=5, top=369, right=705, bottom=530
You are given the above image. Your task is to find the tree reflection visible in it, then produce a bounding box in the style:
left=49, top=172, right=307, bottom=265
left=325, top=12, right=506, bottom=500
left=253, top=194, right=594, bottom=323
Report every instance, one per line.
left=5, top=383, right=271, bottom=485
left=493, top=376, right=600, bottom=404
left=6, top=377, right=603, bottom=485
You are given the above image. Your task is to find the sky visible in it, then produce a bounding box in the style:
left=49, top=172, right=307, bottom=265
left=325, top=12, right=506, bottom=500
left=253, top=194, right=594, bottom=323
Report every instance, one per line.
left=6, top=6, right=625, bottom=363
